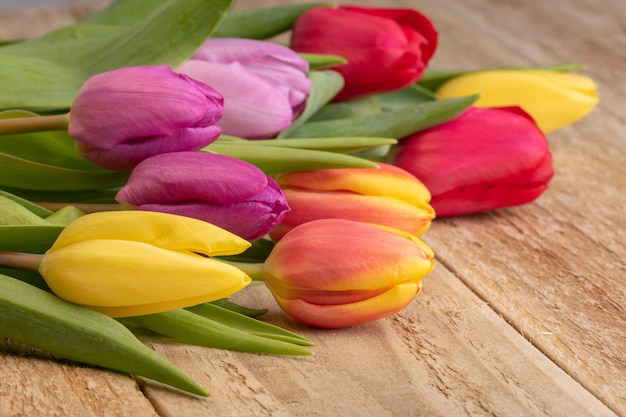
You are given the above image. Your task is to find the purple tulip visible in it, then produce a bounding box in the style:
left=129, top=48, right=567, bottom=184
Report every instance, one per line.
left=115, top=151, right=290, bottom=241
left=68, top=66, right=224, bottom=171
left=176, top=38, right=311, bottom=139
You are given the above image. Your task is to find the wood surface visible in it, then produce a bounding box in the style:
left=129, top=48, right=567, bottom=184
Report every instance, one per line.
left=0, top=0, right=624, bottom=416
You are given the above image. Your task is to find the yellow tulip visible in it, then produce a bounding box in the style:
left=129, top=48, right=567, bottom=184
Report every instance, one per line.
left=39, top=211, right=251, bottom=317
left=435, top=69, right=599, bottom=133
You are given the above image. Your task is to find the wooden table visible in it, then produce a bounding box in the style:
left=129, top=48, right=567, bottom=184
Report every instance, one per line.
left=1, top=0, right=624, bottom=416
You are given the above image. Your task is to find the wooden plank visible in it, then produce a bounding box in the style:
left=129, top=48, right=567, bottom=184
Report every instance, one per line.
left=136, top=274, right=617, bottom=417
left=411, top=0, right=626, bottom=414
left=0, top=338, right=159, bottom=417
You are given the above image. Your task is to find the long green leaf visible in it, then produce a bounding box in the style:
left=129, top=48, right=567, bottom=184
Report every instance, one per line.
left=0, top=274, right=207, bottom=396
left=213, top=3, right=330, bottom=39
left=0, top=225, right=64, bottom=254
left=125, top=308, right=312, bottom=356
left=204, top=144, right=378, bottom=175
left=0, top=0, right=234, bottom=111
left=277, top=70, right=345, bottom=138
left=286, top=95, right=478, bottom=139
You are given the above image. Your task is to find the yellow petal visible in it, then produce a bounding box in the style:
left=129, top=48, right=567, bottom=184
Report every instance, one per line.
left=436, top=70, right=599, bottom=133
left=40, top=239, right=251, bottom=317
left=49, top=211, right=250, bottom=256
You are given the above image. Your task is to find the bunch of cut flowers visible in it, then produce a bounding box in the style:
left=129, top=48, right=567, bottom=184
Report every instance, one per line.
left=0, top=0, right=598, bottom=396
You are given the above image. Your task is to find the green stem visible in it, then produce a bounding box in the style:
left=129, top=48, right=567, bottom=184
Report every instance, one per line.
left=221, top=260, right=266, bottom=281
left=0, top=251, right=43, bottom=272
left=0, top=113, right=70, bottom=135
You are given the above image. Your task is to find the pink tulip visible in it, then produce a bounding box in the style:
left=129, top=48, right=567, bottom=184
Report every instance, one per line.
left=290, top=5, right=437, bottom=101
left=263, top=219, right=435, bottom=328
left=68, top=66, right=224, bottom=171
left=115, top=151, right=289, bottom=241
left=177, top=38, right=311, bottom=139
left=391, top=106, right=554, bottom=216
left=269, top=163, right=435, bottom=241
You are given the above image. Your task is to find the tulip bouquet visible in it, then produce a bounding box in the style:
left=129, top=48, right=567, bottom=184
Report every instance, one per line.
left=0, top=0, right=598, bottom=397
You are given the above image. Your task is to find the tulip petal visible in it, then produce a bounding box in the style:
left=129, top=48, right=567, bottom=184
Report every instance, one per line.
left=273, top=283, right=421, bottom=328
left=277, top=163, right=431, bottom=203
left=435, top=70, right=599, bottom=133
left=48, top=211, right=250, bottom=257
left=270, top=189, right=434, bottom=241
left=263, top=219, right=434, bottom=292
left=40, top=239, right=251, bottom=318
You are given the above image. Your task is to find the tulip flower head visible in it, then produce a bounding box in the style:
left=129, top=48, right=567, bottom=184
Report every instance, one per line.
left=269, top=163, right=435, bottom=241
left=391, top=106, right=554, bottom=216
left=68, top=66, right=224, bottom=171
left=115, top=151, right=290, bottom=241
left=263, top=219, right=435, bottom=328
left=435, top=69, right=599, bottom=133
left=39, top=211, right=252, bottom=317
left=290, top=5, right=437, bottom=101
left=177, top=38, right=311, bottom=138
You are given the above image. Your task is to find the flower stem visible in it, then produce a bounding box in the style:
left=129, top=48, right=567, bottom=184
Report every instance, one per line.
left=220, top=260, right=266, bottom=281
left=0, top=113, right=70, bottom=135
left=0, top=251, right=43, bottom=272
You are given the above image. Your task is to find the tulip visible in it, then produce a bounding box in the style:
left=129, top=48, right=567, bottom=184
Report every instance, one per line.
left=68, top=66, right=224, bottom=171
left=176, top=38, right=311, bottom=138
left=262, top=219, right=435, bottom=328
left=434, top=69, right=599, bottom=133
left=390, top=106, right=554, bottom=216
left=269, top=163, right=435, bottom=241
left=115, top=151, right=290, bottom=241
left=290, top=5, right=437, bottom=101
left=38, top=211, right=251, bottom=317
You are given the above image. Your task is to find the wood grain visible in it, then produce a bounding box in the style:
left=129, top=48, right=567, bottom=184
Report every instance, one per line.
left=0, top=0, right=624, bottom=416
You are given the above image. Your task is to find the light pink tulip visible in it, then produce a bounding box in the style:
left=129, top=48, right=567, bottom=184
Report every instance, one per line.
left=177, top=38, right=311, bottom=139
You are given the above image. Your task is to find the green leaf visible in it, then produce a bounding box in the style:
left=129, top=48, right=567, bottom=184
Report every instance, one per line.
left=0, top=196, right=49, bottom=226
left=300, top=53, right=347, bottom=71
left=277, top=70, right=345, bottom=138
left=210, top=298, right=268, bottom=318
left=187, top=303, right=313, bottom=346
left=0, top=274, right=207, bottom=396
left=124, top=307, right=313, bottom=356
left=43, top=205, right=85, bottom=226
left=213, top=3, right=330, bottom=39
left=217, top=135, right=397, bottom=154
left=0, top=0, right=235, bottom=112
left=307, top=96, right=381, bottom=122
left=286, top=95, right=479, bottom=139
left=204, top=144, right=378, bottom=175
left=0, top=189, right=53, bottom=218
left=0, top=153, right=129, bottom=191
left=417, top=63, right=587, bottom=92
left=377, top=84, right=438, bottom=110
left=0, top=225, right=64, bottom=254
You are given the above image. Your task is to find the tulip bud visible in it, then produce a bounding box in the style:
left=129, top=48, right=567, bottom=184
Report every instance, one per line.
left=263, top=219, right=435, bottom=328
left=177, top=38, right=311, bottom=139
left=269, top=163, right=435, bottom=241
left=115, top=151, right=290, bottom=241
left=390, top=106, right=554, bottom=216
left=434, top=70, right=599, bottom=133
left=290, top=5, right=437, bottom=101
left=39, top=211, right=251, bottom=317
left=68, top=66, right=224, bottom=171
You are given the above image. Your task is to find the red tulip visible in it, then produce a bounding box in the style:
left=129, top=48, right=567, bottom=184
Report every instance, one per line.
left=262, top=219, right=435, bottom=328
left=391, top=106, right=554, bottom=216
left=290, top=5, right=437, bottom=101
